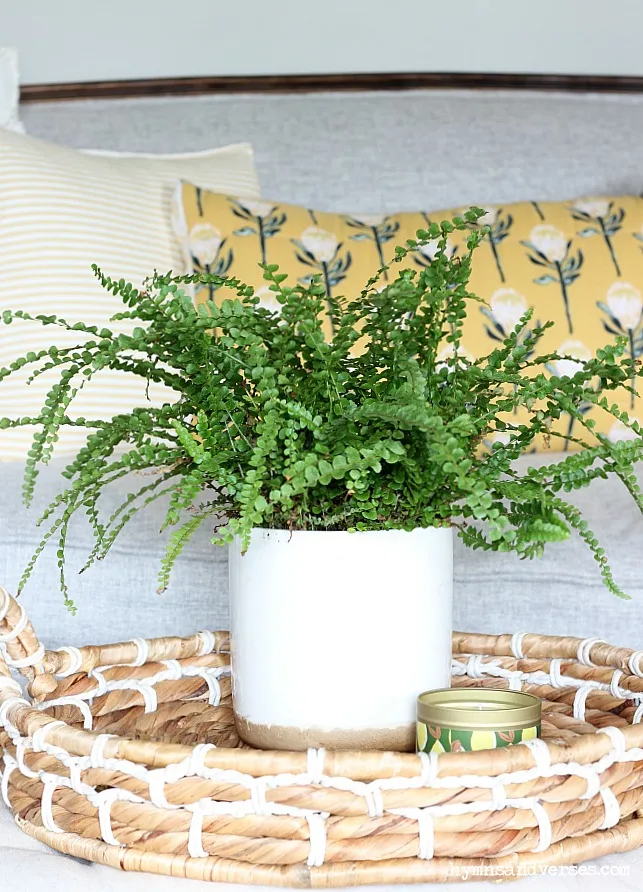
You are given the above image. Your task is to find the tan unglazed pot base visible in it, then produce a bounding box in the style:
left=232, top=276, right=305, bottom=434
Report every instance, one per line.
left=235, top=713, right=416, bottom=752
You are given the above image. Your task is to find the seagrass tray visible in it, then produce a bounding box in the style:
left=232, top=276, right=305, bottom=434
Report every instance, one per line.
left=2, top=585, right=643, bottom=886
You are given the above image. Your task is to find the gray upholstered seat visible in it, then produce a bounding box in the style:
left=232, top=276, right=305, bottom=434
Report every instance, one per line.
left=1, top=452, right=640, bottom=649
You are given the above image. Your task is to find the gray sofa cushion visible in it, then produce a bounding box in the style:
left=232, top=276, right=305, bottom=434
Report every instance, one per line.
left=0, top=458, right=229, bottom=648
left=0, top=453, right=640, bottom=650
left=21, top=89, right=643, bottom=213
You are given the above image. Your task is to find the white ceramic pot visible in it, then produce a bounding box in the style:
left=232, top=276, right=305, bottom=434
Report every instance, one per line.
left=229, top=527, right=453, bottom=751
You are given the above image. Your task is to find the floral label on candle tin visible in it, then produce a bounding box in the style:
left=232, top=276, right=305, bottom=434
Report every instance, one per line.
left=416, top=688, right=542, bottom=754
left=416, top=720, right=541, bottom=753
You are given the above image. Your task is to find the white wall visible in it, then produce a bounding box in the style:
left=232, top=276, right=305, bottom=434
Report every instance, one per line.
left=3, top=0, right=643, bottom=85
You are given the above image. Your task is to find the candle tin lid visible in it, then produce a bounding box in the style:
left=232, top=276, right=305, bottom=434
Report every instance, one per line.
left=417, top=688, right=541, bottom=732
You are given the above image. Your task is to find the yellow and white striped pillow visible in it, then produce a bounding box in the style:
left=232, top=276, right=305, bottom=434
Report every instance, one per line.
left=0, top=130, right=260, bottom=460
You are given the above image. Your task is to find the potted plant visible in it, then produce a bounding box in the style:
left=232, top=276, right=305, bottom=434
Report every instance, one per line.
left=1, top=210, right=641, bottom=751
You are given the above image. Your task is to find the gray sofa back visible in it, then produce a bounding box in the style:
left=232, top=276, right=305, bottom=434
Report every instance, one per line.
left=22, top=88, right=643, bottom=211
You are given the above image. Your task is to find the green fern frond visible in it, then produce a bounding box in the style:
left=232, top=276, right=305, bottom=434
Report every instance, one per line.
left=157, top=509, right=217, bottom=593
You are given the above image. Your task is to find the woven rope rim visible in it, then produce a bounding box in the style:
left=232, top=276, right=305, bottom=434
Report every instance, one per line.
left=2, top=585, right=643, bottom=886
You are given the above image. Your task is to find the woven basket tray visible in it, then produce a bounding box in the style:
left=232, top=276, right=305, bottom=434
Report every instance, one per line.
left=2, top=586, right=643, bottom=886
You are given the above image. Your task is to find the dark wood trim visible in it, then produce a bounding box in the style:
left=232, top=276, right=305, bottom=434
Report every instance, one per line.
left=20, top=71, right=643, bottom=103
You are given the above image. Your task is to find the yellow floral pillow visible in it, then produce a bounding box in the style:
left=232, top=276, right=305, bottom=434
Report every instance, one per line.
left=177, top=184, right=643, bottom=449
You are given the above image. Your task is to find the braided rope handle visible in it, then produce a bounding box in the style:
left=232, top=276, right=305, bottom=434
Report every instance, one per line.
left=0, top=586, right=54, bottom=698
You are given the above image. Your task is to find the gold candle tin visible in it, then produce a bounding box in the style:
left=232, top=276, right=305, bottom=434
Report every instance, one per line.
left=417, top=688, right=542, bottom=753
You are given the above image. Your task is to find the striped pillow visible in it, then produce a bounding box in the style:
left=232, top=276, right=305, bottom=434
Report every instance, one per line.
left=0, top=129, right=260, bottom=459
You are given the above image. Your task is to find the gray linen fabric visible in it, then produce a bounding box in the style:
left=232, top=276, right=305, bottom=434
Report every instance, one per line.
left=0, top=453, right=641, bottom=650
left=21, top=89, right=643, bottom=211
left=0, top=458, right=229, bottom=648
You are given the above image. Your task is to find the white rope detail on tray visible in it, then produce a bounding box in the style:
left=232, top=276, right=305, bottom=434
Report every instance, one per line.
left=97, top=789, right=126, bottom=846
left=182, top=797, right=332, bottom=861
left=528, top=799, right=552, bottom=852
left=5, top=660, right=638, bottom=810
left=0, top=601, right=28, bottom=643
left=9, top=723, right=643, bottom=807
left=307, top=747, right=326, bottom=784
left=94, top=787, right=144, bottom=847
left=15, top=738, right=39, bottom=779
left=188, top=807, right=207, bottom=858
left=68, top=759, right=88, bottom=794
left=599, top=786, right=621, bottom=829
left=250, top=777, right=270, bottom=815
left=32, top=720, right=66, bottom=752
left=189, top=743, right=217, bottom=775
left=21, top=645, right=639, bottom=789
left=129, top=681, right=158, bottom=713
left=197, top=630, right=216, bottom=656
left=391, top=794, right=555, bottom=858
left=601, top=725, right=627, bottom=758
left=1, top=726, right=638, bottom=868
left=36, top=697, right=94, bottom=729
left=84, top=667, right=171, bottom=714
left=451, top=654, right=643, bottom=707
left=510, top=632, right=527, bottom=659
left=417, top=808, right=435, bottom=859
left=0, top=696, right=30, bottom=732
left=609, top=669, right=624, bottom=698
left=89, top=733, right=116, bottom=768
left=0, top=752, right=17, bottom=806
left=5, top=628, right=643, bottom=871
left=40, top=772, right=63, bottom=833
left=55, top=646, right=83, bottom=677
left=127, top=638, right=149, bottom=667
left=573, top=685, right=593, bottom=720
left=87, top=668, right=109, bottom=698
left=521, top=738, right=551, bottom=773
left=579, top=771, right=600, bottom=800
left=50, top=660, right=231, bottom=709
left=577, top=638, right=605, bottom=667
left=183, top=666, right=225, bottom=706
left=465, top=655, right=485, bottom=679
left=491, top=782, right=507, bottom=810
left=163, top=659, right=183, bottom=680
left=148, top=768, right=181, bottom=810
left=548, top=658, right=564, bottom=688
left=628, top=651, right=643, bottom=678
left=365, top=785, right=384, bottom=818
left=5, top=644, right=45, bottom=669
left=418, top=751, right=439, bottom=786
left=306, top=813, right=327, bottom=867
left=464, top=652, right=527, bottom=690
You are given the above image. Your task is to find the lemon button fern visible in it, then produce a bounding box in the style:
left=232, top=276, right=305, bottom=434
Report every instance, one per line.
left=1, top=209, right=642, bottom=610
